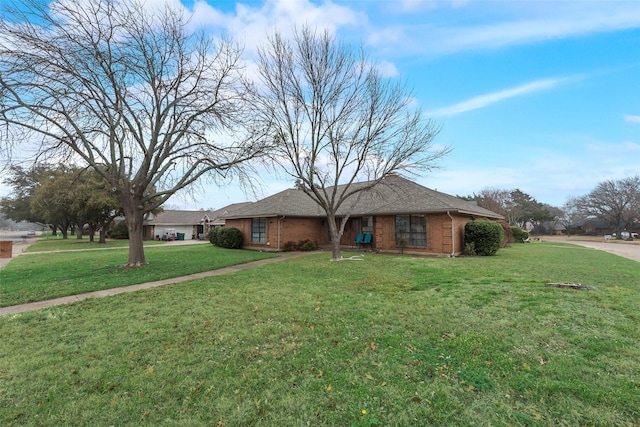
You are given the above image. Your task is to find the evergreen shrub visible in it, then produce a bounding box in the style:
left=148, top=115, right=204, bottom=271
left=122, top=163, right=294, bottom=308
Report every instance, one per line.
left=108, top=220, right=129, bottom=239
left=208, top=227, right=221, bottom=246
left=209, top=227, right=243, bottom=249
left=464, top=220, right=503, bottom=256
left=511, top=227, right=529, bottom=242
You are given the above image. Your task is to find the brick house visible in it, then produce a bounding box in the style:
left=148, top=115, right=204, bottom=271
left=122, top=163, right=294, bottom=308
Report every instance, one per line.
left=224, top=175, right=503, bottom=256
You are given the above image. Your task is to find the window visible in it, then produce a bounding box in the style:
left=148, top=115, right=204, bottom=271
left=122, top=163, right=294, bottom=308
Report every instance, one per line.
left=362, top=216, right=374, bottom=234
left=395, top=215, right=426, bottom=247
left=251, top=217, right=267, bottom=243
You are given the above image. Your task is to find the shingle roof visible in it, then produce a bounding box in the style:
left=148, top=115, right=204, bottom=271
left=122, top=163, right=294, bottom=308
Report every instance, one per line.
left=145, top=203, right=253, bottom=225
left=210, top=202, right=253, bottom=225
left=145, top=210, right=214, bottom=225
left=227, top=176, right=503, bottom=219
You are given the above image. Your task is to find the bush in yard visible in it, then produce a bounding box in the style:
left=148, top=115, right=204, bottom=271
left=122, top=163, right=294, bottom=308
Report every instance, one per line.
left=298, top=239, right=318, bottom=251
left=215, top=227, right=243, bottom=249
left=107, top=220, right=129, bottom=239
left=282, top=240, right=317, bottom=252
left=208, top=227, right=221, bottom=246
left=464, top=220, right=503, bottom=256
left=282, top=241, right=298, bottom=252
left=511, top=227, right=529, bottom=242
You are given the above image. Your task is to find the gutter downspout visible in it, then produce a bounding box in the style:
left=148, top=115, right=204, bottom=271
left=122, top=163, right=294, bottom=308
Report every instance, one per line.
left=277, top=216, right=285, bottom=251
left=446, top=211, right=455, bottom=257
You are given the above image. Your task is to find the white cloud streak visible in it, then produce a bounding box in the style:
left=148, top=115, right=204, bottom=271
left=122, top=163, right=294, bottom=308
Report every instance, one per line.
left=366, top=2, right=640, bottom=57
left=427, top=77, right=573, bottom=117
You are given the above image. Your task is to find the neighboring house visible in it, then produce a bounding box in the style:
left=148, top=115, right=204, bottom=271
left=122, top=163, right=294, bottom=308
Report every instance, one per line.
left=224, top=175, right=504, bottom=256
left=143, top=203, right=252, bottom=240
left=579, top=219, right=611, bottom=236
left=576, top=219, right=640, bottom=237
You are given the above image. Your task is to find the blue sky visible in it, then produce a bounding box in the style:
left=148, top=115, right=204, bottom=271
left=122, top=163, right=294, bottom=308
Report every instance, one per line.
left=168, top=0, right=640, bottom=210
left=3, top=0, right=640, bottom=211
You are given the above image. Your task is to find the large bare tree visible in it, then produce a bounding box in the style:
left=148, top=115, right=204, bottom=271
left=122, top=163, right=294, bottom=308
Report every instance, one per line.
left=253, top=27, right=446, bottom=260
left=574, top=175, right=640, bottom=239
left=0, top=0, right=265, bottom=266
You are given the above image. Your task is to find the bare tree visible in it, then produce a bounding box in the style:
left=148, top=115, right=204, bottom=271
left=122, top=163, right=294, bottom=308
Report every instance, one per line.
left=557, top=198, right=584, bottom=236
left=469, top=188, right=512, bottom=220
left=0, top=0, right=265, bottom=266
left=574, top=176, right=640, bottom=239
left=252, top=27, right=446, bottom=260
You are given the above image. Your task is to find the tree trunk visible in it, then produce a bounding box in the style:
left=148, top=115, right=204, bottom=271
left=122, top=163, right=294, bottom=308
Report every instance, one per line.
left=88, top=225, right=95, bottom=242
left=327, top=213, right=342, bottom=260
left=98, top=227, right=107, bottom=244
left=76, top=226, right=83, bottom=239
left=121, top=197, right=147, bottom=267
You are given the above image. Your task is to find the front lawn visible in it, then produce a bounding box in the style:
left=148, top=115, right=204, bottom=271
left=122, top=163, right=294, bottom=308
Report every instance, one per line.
left=0, top=244, right=277, bottom=306
left=1, top=242, right=639, bottom=425
left=24, top=235, right=165, bottom=252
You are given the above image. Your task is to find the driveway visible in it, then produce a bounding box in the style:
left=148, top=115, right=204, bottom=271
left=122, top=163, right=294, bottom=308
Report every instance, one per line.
left=541, top=237, right=640, bottom=262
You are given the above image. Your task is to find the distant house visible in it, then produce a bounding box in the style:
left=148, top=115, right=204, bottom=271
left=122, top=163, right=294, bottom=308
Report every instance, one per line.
left=576, top=219, right=640, bottom=237
left=143, top=203, right=251, bottom=240
left=579, top=219, right=611, bottom=236
left=224, top=175, right=503, bottom=256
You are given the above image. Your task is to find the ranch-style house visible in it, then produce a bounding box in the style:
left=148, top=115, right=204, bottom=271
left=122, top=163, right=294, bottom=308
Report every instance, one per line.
left=224, top=175, right=503, bottom=256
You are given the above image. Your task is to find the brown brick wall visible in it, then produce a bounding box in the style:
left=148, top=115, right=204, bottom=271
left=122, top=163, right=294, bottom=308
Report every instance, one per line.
left=225, top=217, right=327, bottom=250
left=371, top=213, right=471, bottom=255
left=228, top=213, right=494, bottom=255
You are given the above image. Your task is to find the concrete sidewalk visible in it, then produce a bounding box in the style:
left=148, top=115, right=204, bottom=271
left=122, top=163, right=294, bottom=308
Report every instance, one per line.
left=541, top=236, right=640, bottom=263
left=0, top=251, right=309, bottom=316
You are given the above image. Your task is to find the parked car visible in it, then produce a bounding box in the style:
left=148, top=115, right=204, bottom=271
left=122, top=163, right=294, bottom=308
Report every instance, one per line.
left=27, top=230, right=36, bottom=236
left=616, top=231, right=637, bottom=239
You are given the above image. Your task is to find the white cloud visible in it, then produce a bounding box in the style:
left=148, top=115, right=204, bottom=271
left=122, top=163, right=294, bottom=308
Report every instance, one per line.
left=427, top=76, right=573, bottom=117
left=366, top=2, right=640, bottom=57
left=187, top=0, right=362, bottom=56
left=587, top=140, right=640, bottom=153
left=624, top=115, right=640, bottom=124
left=377, top=60, right=400, bottom=78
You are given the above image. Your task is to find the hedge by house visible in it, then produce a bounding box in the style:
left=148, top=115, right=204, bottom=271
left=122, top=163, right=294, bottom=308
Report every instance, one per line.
left=464, top=220, right=504, bottom=256
left=208, top=227, right=243, bottom=249
left=208, top=227, right=221, bottom=246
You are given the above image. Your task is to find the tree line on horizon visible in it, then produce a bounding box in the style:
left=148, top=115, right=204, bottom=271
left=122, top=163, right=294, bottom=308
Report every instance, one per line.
left=463, top=175, right=640, bottom=239
left=2, top=163, right=638, bottom=242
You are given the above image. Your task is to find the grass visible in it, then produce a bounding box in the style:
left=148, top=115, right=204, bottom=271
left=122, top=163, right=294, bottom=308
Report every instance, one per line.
left=23, top=235, right=165, bottom=252
left=1, top=242, right=639, bottom=426
left=0, top=243, right=277, bottom=306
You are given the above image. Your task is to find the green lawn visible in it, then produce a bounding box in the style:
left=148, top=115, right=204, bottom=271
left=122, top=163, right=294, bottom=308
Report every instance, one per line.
left=1, top=242, right=639, bottom=426
left=0, top=243, right=277, bottom=306
left=24, top=235, right=165, bottom=252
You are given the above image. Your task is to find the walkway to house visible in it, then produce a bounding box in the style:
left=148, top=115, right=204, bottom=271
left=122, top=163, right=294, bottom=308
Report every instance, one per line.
left=0, top=240, right=310, bottom=316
